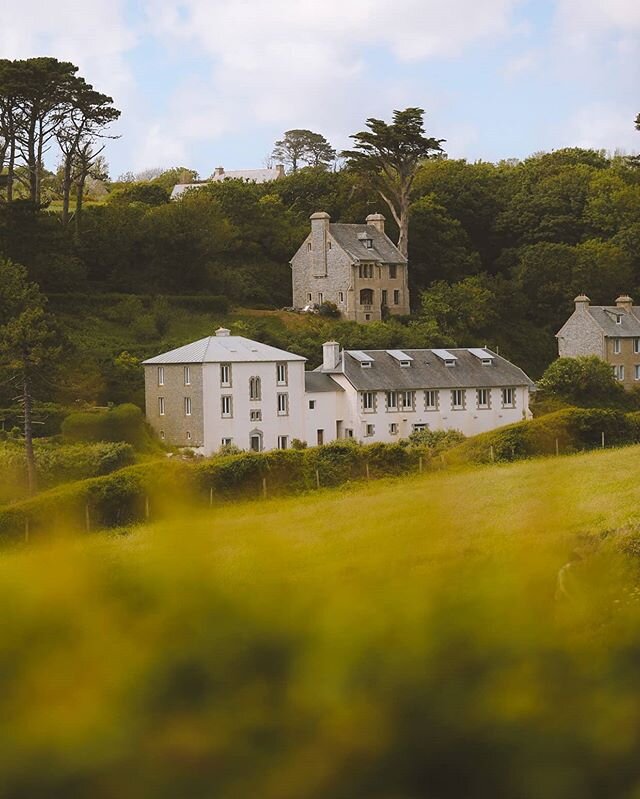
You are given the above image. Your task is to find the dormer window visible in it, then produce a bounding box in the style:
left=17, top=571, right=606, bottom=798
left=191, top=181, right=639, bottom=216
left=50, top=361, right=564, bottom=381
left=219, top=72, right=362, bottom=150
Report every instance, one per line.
left=445, top=359, right=456, bottom=367
left=361, top=361, right=371, bottom=369
left=400, top=360, right=411, bottom=368
left=616, top=314, right=622, bottom=325
left=364, top=239, right=373, bottom=248
left=482, top=358, right=492, bottom=366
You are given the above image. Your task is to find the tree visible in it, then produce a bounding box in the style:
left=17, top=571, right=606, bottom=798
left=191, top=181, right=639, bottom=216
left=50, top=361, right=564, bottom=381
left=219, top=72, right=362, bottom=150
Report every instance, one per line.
left=272, top=129, right=335, bottom=173
left=0, top=260, right=62, bottom=494
left=538, top=356, right=624, bottom=406
left=342, top=108, right=444, bottom=258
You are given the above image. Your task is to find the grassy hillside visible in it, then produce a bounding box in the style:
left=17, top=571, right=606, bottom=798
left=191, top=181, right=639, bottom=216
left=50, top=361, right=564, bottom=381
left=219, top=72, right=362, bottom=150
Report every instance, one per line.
left=2, top=448, right=640, bottom=795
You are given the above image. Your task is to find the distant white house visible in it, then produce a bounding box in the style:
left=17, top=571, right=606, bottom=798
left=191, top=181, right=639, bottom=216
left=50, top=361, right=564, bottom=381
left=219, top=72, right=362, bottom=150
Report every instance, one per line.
left=171, top=164, right=285, bottom=199
left=143, top=330, right=534, bottom=454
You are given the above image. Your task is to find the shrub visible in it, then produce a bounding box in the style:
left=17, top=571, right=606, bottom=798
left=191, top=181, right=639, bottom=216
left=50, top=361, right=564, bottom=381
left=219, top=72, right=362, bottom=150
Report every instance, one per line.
left=61, top=404, right=156, bottom=451
left=538, top=356, right=625, bottom=406
left=407, top=428, right=465, bottom=453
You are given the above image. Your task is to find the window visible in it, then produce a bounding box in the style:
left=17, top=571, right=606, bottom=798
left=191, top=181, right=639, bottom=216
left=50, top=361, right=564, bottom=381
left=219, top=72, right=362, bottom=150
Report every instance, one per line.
left=345, top=429, right=354, bottom=439
left=184, top=397, right=192, bottom=416
left=393, top=290, right=400, bottom=305
left=307, top=242, right=312, bottom=251
left=400, top=391, right=415, bottom=410
left=339, top=291, right=345, bottom=303
left=425, top=390, right=438, bottom=410
left=317, top=429, right=324, bottom=445
left=220, top=363, right=231, bottom=387
left=221, top=437, right=232, bottom=448
left=389, top=265, right=397, bottom=279
left=613, top=365, right=625, bottom=382
left=308, top=399, right=316, bottom=409
left=389, top=422, right=398, bottom=435
left=318, top=292, right=324, bottom=304
left=451, top=389, right=465, bottom=410
left=158, top=397, right=165, bottom=416
left=364, top=238, right=373, bottom=248
left=400, top=360, right=411, bottom=368
left=328, top=241, right=332, bottom=249
left=250, top=409, right=262, bottom=422
left=184, top=366, right=191, bottom=386
left=362, top=391, right=376, bottom=412
left=249, top=376, right=261, bottom=401
left=157, top=366, right=164, bottom=386
left=613, top=338, right=621, bottom=354
left=501, top=388, right=516, bottom=407
left=413, top=423, right=427, bottom=432
left=365, top=313, right=371, bottom=321
left=360, top=288, right=374, bottom=305
left=186, top=431, right=191, bottom=441
left=616, top=314, right=623, bottom=325
left=250, top=434, right=262, bottom=452
left=221, top=395, right=233, bottom=417
left=635, top=365, right=640, bottom=381
left=635, top=338, right=640, bottom=354
left=278, top=435, right=288, bottom=450
left=160, top=430, right=165, bottom=440
left=276, top=362, right=288, bottom=385
left=365, top=423, right=375, bottom=437
left=386, top=391, right=398, bottom=410
left=358, top=264, right=374, bottom=278
left=476, top=388, right=490, bottom=409
left=277, top=392, right=289, bottom=416
left=306, top=293, right=312, bottom=302
left=360, top=360, right=371, bottom=369
left=445, top=359, right=456, bottom=368
left=381, top=289, right=388, bottom=306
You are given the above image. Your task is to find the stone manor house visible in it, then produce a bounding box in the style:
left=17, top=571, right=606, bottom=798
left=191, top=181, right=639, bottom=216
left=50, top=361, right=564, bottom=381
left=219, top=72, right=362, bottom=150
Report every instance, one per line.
left=290, top=211, right=410, bottom=322
left=557, top=294, right=640, bottom=390
left=144, top=328, right=533, bottom=454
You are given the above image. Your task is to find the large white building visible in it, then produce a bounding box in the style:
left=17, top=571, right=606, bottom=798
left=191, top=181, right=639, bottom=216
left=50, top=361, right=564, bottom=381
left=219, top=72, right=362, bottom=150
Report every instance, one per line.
left=143, top=330, right=534, bottom=454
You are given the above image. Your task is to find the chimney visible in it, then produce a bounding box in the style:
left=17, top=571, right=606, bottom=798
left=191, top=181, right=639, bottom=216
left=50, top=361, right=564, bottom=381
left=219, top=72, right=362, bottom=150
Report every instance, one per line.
left=310, top=211, right=330, bottom=277
left=366, top=212, right=385, bottom=234
left=215, top=327, right=230, bottom=337
left=322, top=341, right=340, bottom=371
left=616, top=295, right=633, bottom=312
left=214, top=166, right=225, bottom=176
left=574, top=294, right=590, bottom=311
left=275, top=164, right=285, bottom=178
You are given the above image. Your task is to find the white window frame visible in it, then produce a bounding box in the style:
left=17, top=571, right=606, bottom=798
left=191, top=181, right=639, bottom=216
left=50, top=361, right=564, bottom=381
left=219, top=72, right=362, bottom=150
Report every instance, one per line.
left=249, top=376, right=261, bottom=401
left=613, top=364, right=625, bottom=382
left=635, top=364, right=640, bottom=381
left=158, top=397, right=165, bottom=416
left=184, top=397, right=192, bottom=416
left=277, top=392, right=289, bottom=416
left=364, top=423, right=375, bottom=437
left=389, top=422, right=398, bottom=435
left=386, top=391, right=398, bottom=411
left=476, top=388, right=490, bottom=409
left=362, top=391, right=376, bottom=412
left=399, top=391, right=414, bottom=411
left=276, top=362, right=288, bottom=386
left=389, top=264, right=397, bottom=279
left=635, top=338, right=640, bottom=354
left=425, top=390, right=438, bottom=411
left=308, top=399, right=316, bottom=409
left=250, top=409, right=262, bottom=422
left=186, top=431, right=192, bottom=441
left=451, top=389, right=465, bottom=410
left=220, top=363, right=232, bottom=387
left=184, top=366, right=191, bottom=386
left=501, top=388, right=516, bottom=407
left=393, top=289, right=400, bottom=305
left=306, top=292, right=312, bottom=302
left=221, top=437, right=233, bottom=448
left=339, top=291, right=345, bottom=304
left=157, top=366, right=164, bottom=386
left=160, top=430, right=165, bottom=440
left=221, top=395, right=233, bottom=418
left=613, top=337, right=621, bottom=354
left=278, top=435, right=288, bottom=450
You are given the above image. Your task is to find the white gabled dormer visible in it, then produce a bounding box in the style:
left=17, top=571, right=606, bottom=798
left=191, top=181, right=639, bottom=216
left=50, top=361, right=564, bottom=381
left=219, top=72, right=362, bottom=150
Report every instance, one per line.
left=468, top=347, right=495, bottom=366
left=387, top=350, right=413, bottom=368
left=432, top=348, right=458, bottom=367
left=350, top=350, right=374, bottom=368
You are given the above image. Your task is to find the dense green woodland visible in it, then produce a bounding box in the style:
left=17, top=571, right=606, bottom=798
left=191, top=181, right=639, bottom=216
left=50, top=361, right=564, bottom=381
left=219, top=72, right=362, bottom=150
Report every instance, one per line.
left=1, top=148, right=639, bottom=400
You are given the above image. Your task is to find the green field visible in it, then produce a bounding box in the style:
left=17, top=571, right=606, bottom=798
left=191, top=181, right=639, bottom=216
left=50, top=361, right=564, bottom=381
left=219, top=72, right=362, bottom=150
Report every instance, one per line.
left=2, top=447, right=640, bottom=796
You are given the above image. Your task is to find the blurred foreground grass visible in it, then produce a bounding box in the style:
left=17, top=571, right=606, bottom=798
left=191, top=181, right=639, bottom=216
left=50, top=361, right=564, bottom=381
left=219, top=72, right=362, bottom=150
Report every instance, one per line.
left=2, top=447, right=640, bottom=797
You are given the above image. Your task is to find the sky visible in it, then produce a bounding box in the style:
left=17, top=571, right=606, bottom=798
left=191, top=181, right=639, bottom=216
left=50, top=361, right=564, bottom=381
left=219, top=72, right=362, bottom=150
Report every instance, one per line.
left=1, top=0, right=639, bottom=179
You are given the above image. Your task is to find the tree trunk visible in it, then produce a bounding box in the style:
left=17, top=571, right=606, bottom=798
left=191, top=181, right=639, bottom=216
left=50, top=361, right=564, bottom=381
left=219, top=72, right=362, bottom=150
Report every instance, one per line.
left=74, top=172, right=86, bottom=239
left=22, top=372, right=37, bottom=496
left=397, top=200, right=409, bottom=260
left=6, top=125, right=15, bottom=202
left=61, top=155, right=72, bottom=226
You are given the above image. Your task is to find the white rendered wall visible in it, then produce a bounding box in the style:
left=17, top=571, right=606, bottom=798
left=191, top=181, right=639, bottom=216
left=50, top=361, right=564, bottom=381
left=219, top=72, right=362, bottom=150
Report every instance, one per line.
left=201, top=360, right=306, bottom=454
left=303, top=390, right=347, bottom=445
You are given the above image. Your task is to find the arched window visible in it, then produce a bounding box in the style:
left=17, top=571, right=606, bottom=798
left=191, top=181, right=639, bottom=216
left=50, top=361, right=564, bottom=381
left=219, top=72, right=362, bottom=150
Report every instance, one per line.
left=249, top=376, right=261, bottom=401
left=360, top=288, right=374, bottom=306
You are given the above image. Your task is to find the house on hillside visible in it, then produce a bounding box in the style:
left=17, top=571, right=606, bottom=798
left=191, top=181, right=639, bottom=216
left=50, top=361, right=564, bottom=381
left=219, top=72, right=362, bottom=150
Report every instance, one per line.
left=143, top=330, right=534, bottom=453
left=556, top=294, right=640, bottom=389
left=171, top=164, right=285, bottom=199
left=290, top=211, right=410, bottom=323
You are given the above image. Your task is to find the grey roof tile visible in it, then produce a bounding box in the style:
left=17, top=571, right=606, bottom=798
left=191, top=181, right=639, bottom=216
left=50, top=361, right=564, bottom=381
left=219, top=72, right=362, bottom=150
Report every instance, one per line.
left=143, top=336, right=306, bottom=365
left=305, top=373, right=345, bottom=393
left=329, top=223, right=406, bottom=264
left=587, top=307, right=640, bottom=337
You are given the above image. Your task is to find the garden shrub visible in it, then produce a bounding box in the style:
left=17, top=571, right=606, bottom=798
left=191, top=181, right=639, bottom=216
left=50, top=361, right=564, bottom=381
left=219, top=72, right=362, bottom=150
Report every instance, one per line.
left=62, top=404, right=156, bottom=451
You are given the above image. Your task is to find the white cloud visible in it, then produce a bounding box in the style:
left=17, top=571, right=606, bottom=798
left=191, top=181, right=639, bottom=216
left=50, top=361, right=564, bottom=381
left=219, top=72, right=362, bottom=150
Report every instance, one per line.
left=564, top=103, right=640, bottom=154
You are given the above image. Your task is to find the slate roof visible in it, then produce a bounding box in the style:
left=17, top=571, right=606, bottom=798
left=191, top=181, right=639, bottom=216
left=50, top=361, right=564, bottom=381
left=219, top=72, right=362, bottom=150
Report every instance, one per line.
left=316, top=348, right=534, bottom=391
left=143, top=335, right=306, bottom=365
left=171, top=168, right=282, bottom=199
left=329, top=223, right=406, bottom=264
left=586, top=307, right=640, bottom=337
left=305, top=372, right=344, bottom=393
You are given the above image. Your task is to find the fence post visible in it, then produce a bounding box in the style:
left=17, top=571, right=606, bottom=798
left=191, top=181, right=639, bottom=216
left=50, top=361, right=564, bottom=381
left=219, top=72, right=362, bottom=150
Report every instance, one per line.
left=419, top=456, right=423, bottom=473
left=365, top=462, right=370, bottom=481
left=85, top=504, right=91, bottom=532
left=555, top=438, right=559, bottom=457
left=315, top=469, right=320, bottom=489
left=209, top=487, right=214, bottom=507
left=24, top=518, right=29, bottom=544
left=145, top=496, right=150, bottom=520
left=601, top=431, right=605, bottom=449
left=262, top=476, right=267, bottom=498
left=490, top=445, right=495, bottom=462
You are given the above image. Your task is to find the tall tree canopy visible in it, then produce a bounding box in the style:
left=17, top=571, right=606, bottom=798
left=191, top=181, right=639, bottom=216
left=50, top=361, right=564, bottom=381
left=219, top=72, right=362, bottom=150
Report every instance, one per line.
left=272, top=129, right=336, bottom=172
left=343, top=108, right=444, bottom=258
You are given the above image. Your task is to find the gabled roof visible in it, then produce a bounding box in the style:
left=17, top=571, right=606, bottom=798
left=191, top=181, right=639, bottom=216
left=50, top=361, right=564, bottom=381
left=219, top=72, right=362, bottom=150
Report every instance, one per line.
left=329, top=223, right=406, bottom=264
left=586, top=307, right=640, bottom=337
left=171, top=167, right=282, bottom=199
left=305, top=372, right=344, bottom=393
left=143, top=335, right=305, bottom=365
left=316, top=348, right=533, bottom=391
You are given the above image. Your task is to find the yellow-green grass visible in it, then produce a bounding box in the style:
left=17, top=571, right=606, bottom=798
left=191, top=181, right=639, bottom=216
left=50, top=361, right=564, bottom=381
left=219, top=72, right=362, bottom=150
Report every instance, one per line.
left=2, top=447, right=640, bottom=796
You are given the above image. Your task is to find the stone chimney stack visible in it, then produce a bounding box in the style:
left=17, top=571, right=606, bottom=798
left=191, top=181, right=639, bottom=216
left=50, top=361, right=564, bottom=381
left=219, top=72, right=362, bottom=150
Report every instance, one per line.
left=310, top=211, right=330, bottom=277
left=275, top=164, right=285, bottom=178
left=214, top=166, right=225, bottom=176
left=322, top=341, right=340, bottom=371
left=616, top=295, right=633, bottom=312
left=366, top=212, right=385, bottom=234
left=574, top=294, right=590, bottom=311
left=215, top=327, right=230, bottom=337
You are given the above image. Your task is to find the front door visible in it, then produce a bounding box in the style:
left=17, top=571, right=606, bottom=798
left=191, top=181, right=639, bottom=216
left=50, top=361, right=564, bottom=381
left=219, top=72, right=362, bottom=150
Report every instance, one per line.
left=250, top=434, right=262, bottom=452
left=317, top=429, right=324, bottom=446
